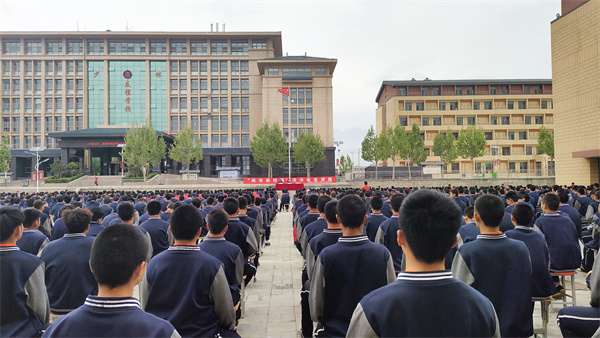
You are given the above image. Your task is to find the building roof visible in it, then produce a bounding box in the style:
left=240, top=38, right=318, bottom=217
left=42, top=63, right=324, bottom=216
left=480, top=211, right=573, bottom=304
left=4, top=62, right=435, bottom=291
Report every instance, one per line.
left=48, top=128, right=174, bottom=140
left=376, top=79, right=553, bottom=102
left=256, top=55, right=337, bottom=74
left=264, top=55, right=336, bottom=61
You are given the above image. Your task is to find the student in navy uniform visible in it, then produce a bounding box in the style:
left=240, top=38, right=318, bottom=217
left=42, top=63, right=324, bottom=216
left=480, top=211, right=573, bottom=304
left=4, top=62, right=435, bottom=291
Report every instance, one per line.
left=457, top=206, right=480, bottom=247
left=141, top=204, right=237, bottom=337
left=450, top=189, right=467, bottom=213
left=42, top=224, right=180, bottom=338
left=140, top=200, right=172, bottom=258
left=557, top=189, right=583, bottom=237
left=557, top=255, right=600, bottom=337
left=100, top=197, right=113, bottom=218
left=200, top=209, right=244, bottom=320
left=50, top=204, right=76, bottom=240
left=86, top=207, right=106, bottom=238
left=222, top=197, right=258, bottom=285
left=363, top=196, right=387, bottom=242
left=452, top=194, right=533, bottom=337
left=300, top=195, right=331, bottom=257
left=200, top=197, right=216, bottom=218
left=347, top=189, right=499, bottom=337
left=280, top=188, right=291, bottom=211
left=33, top=199, right=52, bottom=238
left=160, top=202, right=175, bottom=222
left=310, top=194, right=396, bottom=337
left=0, top=206, right=50, bottom=337
left=375, top=194, right=405, bottom=273
left=17, top=208, right=49, bottom=255
left=535, top=193, right=581, bottom=296
left=41, top=208, right=97, bottom=315
left=238, top=196, right=260, bottom=254
left=505, top=204, right=555, bottom=300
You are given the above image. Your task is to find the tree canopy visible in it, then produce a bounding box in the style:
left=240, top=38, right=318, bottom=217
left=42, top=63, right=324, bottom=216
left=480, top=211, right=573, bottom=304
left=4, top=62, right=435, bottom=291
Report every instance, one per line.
left=123, top=123, right=166, bottom=182
left=375, top=130, right=392, bottom=179
left=537, top=126, right=554, bottom=160
left=387, top=124, right=408, bottom=179
left=361, top=126, right=377, bottom=165
left=169, top=125, right=203, bottom=173
left=249, top=122, right=288, bottom=178
left=406, top=124, right=427, bottom=179
left=456, top=125, right=487, bottom=172
left=339, top=154, right=353, bottom=174
left=293, top=131, right=326, bottom=177
left=0, top=135, right=10, bottom=175
left=432, top=129, right=458, bottom=175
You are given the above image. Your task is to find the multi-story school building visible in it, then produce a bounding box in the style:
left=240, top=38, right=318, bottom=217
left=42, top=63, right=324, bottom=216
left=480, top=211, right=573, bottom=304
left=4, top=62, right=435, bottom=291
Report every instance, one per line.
left=551, top=0, right=600, bottom=185
left=375, top=79, right=554, bottom=176
left=0, top=31, right=336, bottom=179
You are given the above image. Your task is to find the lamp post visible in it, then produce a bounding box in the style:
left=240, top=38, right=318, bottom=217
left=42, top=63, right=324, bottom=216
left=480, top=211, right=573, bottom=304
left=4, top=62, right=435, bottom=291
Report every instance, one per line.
left=117, top=144, right=125, bottom=185
left=5, top=144, right=12, bottom=187
left=30, top=147, right=47, bottom=193
left=333, top=140, right=343, bottom=176
left=491, top=146, right=500, bottom=178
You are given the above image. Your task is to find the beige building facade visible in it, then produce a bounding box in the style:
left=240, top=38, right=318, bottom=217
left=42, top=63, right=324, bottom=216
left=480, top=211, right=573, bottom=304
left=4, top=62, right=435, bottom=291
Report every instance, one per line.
left=375, top=79, right=554, bottom=176
left=551, top=0, right=600, bottom=185
left=0, top=31, right=336, bottom=178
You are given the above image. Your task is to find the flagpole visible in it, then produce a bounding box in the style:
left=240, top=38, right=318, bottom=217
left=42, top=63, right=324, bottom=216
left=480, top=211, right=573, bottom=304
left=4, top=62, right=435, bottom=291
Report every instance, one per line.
left=288, top=86, right=291, bottom=182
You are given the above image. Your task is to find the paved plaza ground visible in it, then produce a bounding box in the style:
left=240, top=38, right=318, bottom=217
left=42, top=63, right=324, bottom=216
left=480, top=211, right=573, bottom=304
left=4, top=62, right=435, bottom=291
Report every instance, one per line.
left=234, top=209, right=592, bottom=338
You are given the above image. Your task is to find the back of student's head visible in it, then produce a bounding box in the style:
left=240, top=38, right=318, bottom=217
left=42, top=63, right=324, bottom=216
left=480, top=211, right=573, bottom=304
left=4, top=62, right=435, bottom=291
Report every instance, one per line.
left=170, top=204, right=203, bottom=240
left=474, top=194, right=505, bottom=228
left=337, top=194, right=367, bottom=228
left=206, top=197, right=215, bottom=205
left=399, top=189, right=461, bottom=264
left=207, top=209, right=228, bottom=234
left=390, top=194, right=405, bottom=212
left=450, top=190, right=459, bottom=198
left=464, top=206, right=474, bottom=220
left=324, top=200, right=338, bottom=224
left=117, top=201, right=135, bottom=222
left=64, top=195, right=72, bottom=204
left=89, top=207, right=104, bottom=223
left=60, top=204, right=76, bottom=218
left=0, top=207, right=24, bottom=242
left=238, top=196, right=248, bottom=210
left=192, top=197, right=202, bottom=209
left=505, top=191, right=518, bottom=203
left=542, top=193, right=560, bottom=211
left=23, top=208, right=41, bottom=228
left=317, top=195, right=332, bottom=214
left=146, top=200, right=162, bottom=216
left=223, top=197, right=239, bottom=216
left=307, top=194, right=319, bottom=209
left=217, top=195, right=225, bottom=203
left=90, top=224, right=149, bottom=289
left=63, top=208, right=92, bottom=233
left=33, top=199, right=44, bottom=210
left=370, top=196, right=383, bottom=211
left=512, top=204, right=534, bottom=227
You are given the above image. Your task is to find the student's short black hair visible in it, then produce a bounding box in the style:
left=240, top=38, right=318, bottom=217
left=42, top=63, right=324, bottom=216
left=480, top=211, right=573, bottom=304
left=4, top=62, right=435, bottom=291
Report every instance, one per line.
left=324, top=200, right=338, bottom=224
left=238, top=196, right=248, bottom=210
left=146, top=200, right=162, bottom=216
left=0, top=206, right=24, bottom=242
left=223, top=197, right=239, bottom=216
left=464, top=206, right=474, bottom=219
left=63, top=208, right=92, bottom=233
left=172, top=202, right=183, bottom=211
left=255, top=197, right=262, bottom=206
left=505, top=191, right=518, bottom=203
left=192, top=198, right=202, bottom=209
left=170, top=204, right=203, bottom=240
left=307, top=194, right=319, bottom=209
left=556, top=189, right=569, bottom=204
left=542, top=193, right=560, bottom=211
left=474, top=194, right=505, bottom=228
left=33, top=200, right=45, bottom=210
left=317, top=195, right=332, bottom=214
left=399, top=189, right=461, bottom=264
left=207, top=209, right=229, bottom=234
left=23, top=208, right=41, bottom=228
left=336, top=194, right=367, bottom=228
left=217, top=195, right=225, bottom=203
left=368, top=196, right=382, bottom=211
left=89, top=207, right=104, bottom=222
left=117, top=202, right=135, bottom=222
left=90, top=224, right=149, bottom=289
left=206, top=197, right=215, bottom=205
left=512, top=203, right=534, bottom=227
left=390, top=194, right=405, bottom=212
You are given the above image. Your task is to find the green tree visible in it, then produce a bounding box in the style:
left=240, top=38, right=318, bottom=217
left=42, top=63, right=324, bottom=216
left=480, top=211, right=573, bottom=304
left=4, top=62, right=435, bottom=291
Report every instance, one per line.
left=0, top=136, right=11, bottom=182
left=50, top=161, right=68, bottom=178
left=249, top=121, right=287, bottom=178
left=169, top=125, right=203, bottom=173
left=432, top=129, right=458, bottom=177
left=387, top=125, right=408, bottom=180
left=123, top=122, right=167, bottom=182
left=537, top=126, right=554, bottom=160
left=293, top=132, right=326, bottom=177
left=339, top=155, right=353, bottom=174
left=406, top=124, right=427, bottom=179
left=456, top=125, right=487, bottom=173
left=375, top=130, right=392, bottom=179
left=67, top=161, right=79, bottom=176
left=361, top=126, right=377, bottom=165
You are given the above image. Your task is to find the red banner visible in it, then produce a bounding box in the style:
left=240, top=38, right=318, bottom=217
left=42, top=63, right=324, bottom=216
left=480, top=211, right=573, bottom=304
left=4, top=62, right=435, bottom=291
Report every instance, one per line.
left=243, top=176, right=338, bottom=184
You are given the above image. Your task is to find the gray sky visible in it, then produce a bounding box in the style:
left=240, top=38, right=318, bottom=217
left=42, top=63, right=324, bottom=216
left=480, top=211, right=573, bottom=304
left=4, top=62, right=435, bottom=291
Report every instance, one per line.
left=0, top=0, right=561, bottom=161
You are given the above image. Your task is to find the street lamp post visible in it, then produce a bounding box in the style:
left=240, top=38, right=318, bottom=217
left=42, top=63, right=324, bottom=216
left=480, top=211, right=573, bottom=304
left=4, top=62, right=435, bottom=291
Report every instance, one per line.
left=30, top=147, right=48, bottom=193
left=334, top=140, right=343, bottom=176
left=491, top=146, right=500, bottom=179
left=117, top=144, right=125, bottom=185
left=5, top=144, right=12, bottom=187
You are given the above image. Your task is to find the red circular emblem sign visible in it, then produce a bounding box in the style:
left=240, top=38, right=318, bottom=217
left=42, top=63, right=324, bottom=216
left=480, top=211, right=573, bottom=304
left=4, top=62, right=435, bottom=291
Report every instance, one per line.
left=123, top=70, right=132, bottom=79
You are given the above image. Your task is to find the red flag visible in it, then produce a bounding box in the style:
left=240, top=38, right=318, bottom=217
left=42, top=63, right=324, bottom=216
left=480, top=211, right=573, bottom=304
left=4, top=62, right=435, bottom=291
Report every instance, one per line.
left=277, top=88, right=290, bottom=96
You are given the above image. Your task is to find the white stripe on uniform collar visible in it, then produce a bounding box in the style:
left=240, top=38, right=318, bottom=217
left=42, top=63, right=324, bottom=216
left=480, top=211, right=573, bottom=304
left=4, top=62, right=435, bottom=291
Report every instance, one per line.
left=84, top=296, right=140, bottom=309
left=63, top=233, right=87, bottom=237
left=476, top=233, right=507, bottom=240
left=168, top=245, right=201, bottom=251
left=0, top=246, right=20, bottom=251
left=515, top=225, right=533, bottom=231
left=338, top=235, right=369, bottom=243
left=323, top=229, right=342, bottom=234
left=397, top=271, right=453, bottom=281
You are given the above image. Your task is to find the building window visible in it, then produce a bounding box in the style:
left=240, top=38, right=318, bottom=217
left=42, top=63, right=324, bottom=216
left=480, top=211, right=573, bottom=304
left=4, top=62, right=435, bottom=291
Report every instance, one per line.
left=191, top=97, right=199, bottom=112
left=484, top=102, right=492, bottom=110
left=241, top=79, right=249, bottom=93
left=456, top=117, right=463, bottom=125
left=200, top=116, right=208, bottom=131
left=200, top=79, right=207, bottom=94
left=490, top=86, right=497, bottom=95
left=541, top=101, right=548, bottom=109
left=524, top=116, right=531, bottom=125
left=282, top=68, right=312, bottom=80
left=12, top=80, right=20, bottom=94
left=518, top=101, right=526, bottom=109
left=520, top=162, right=528, bottom=173
left=534, top=86, right=542, bottom=94
left=170, top=41, right=187, bottom=55
left=45, top=117, right=53, bottom=132
left=67, top=117, right=74, bottom=131
left=422, top=117, right=430, bottom=126
left=190, top=41, right=207, bottom=55
left=502, top=147, right=511, bottom=156
left=55, top=61, right=62, bottom=75
left=3, top=41, right=20, bottom=55
left=150, top=42, right=167, bottom=55
left=34, top=99, right=42, bottom=113
left=526, top=147, right=532, bottom=155
left=422, top=88, right=429, bottom=96
left=180, top=98, right=187, bottom=112
left=170, top=116, right=179, bottom=131
left=54, top=98, right=62, bottom=112
left=473, top=102, right=480, bottom=110
left=76, top=117, right=83, bottom=130
left=45, top=98, right=53, bottom=112
left=231, top=115, right=240, bottom=130
left=306, top=109, right=313, bottom=124
left=241, top=61, right=249, bottom=75
left=501, top=116, right=510, bottom=125
left=416, top=102, right=424, bottom=111
left=171, top=97, right=178, bottom=113
left=211, top=41, right=228, bottom=55
left=466, top=87, right=474, bottom=95
left=491, top=116, right=497, bottom=125
left=399, top=87, right=407, bottom=96
left=456, top=87, right=463, bottom=95
left=1, top=99, right=8, bottom=113
left=231, top=41, right=248, bottom=55
left=2, top=118, right=9, bottom=132
left=501, top=86, right=508, bottom=94
left=219, top=116, right=228, bottom=131
left=315, top=68, right=326, bottom=75
left=67, top=41, right=83, bottom=54
left=268, top=68, right=279, bottom=76
left=508, top=101, right=514, bottom=110
left=439, top=102, right=446, bottom=110
left=535, top=116, right=543, bottom=124
left=200, top=97, right=208, bottom=112
left=55, top=117, right=62, bottom=131
left=433, top=117, right=441, bottom=126
left=449, top=102, right=458, bottom=110
left=220, top=97, right=228, bottom=112
left=12, top=117, right=20, bottom=132
left=211, top=79, right=219, bottom=94
left=46, top=41, right=62, bottom=55
left=524, top=86, right=530, bottom=94
left=432, top=87, right=440, bottom=96
left=519, top=131, right=527, bottom=140
left=508, top=131, right=515, bottom=140
left=25, top=98, right=32, bottom=113
left=241, top=116, right=249, bottom=130
left=220, top=79, right=228, bottom=94
left=485, top=132, right=492, bottom=140
left=404, top=103, right=412, bottom=111
left=88, top=41, right=104, bottom=54
left=108, top=41, right=146, bottom=54
left=252, top=39, right=267, bottom=49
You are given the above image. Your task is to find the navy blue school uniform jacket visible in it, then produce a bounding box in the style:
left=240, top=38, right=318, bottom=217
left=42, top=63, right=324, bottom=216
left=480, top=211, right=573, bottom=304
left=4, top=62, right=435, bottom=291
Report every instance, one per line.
left=40, top=233, right=97, bottom=313
left=300, top=216, right=327, bottom=257
left=138, top=212, right=150, bottom=225
left=363, top=213, right=388, bottom=242
left=141, top=246, right=236, bottom=337
left=17, top=229, right=49, bottom=255
left=0, top=246, right=49, bottom=337
left=101, top=213, right=119, bottom=227
left=558, top=203, right=583, bottom=236
left=247, top=205, right=264, bottom=231
left=50, top=217, right=67, bottom=241
left=499, top=211, right=515, bottom=232
left=239, top=213, right=260, bottom=248
left=86, top=221, right=105, bottom=238
left=374, top=215, right=403, bottom=272
left=223, top=217, right=258, bottom=258
left=347, top=271, right=500, bottom=338
left=505, top=226, right=555, bottom=299
left=100, top=204, right=113, bottom=218
left=140, top=216, right=172, bottom=258
left=452, top=233, right=533, bottom=337
left=534, top=213, right=581, bottom=272
left=310, top=235, right=396, bottom=337
left=457, top=221, right=480, bottom=247
left=199, top=237, right=244, bottom=305
left=305, top=228, right=343, bottom=282
left=42, top=296, right=179, bottom=338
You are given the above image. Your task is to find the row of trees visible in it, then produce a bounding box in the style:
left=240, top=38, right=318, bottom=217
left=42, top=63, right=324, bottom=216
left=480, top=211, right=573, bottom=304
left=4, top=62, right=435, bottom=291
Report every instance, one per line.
left=361, top=123, right=556, bottom=178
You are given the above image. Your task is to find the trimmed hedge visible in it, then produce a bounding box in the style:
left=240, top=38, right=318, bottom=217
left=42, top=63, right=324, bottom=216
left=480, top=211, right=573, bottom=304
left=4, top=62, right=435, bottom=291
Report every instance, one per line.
left=44, top=173, right=85, bottom=183
left=123, top=173, right=157, bottom=180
